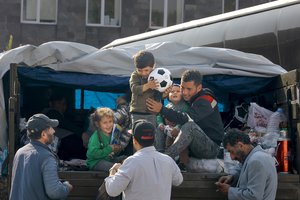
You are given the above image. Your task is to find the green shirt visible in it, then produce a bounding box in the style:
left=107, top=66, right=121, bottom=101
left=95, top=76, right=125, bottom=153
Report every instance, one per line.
left=86, top=130, right=113, bottom=170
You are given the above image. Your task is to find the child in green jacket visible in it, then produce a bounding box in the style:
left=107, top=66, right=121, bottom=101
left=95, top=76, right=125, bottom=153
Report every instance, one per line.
left=86, top=107, right=126, bottom=171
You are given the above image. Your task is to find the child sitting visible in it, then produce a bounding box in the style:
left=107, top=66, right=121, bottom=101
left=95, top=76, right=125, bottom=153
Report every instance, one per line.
left=86, top=107, right=127, bottom=172
left=156, top=84, right=188, bottom=151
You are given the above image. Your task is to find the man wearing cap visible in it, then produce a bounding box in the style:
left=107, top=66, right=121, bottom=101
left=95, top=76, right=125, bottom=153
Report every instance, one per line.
left=9, top=113, right=73, bottom=200
left=105, top=120, right=183, bottom=200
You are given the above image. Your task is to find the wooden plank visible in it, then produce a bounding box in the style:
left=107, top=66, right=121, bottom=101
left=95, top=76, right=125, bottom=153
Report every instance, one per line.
left=59, top=171, right=107, bottom=179
left=68, top=187, right=98, bottom=196
left=278, top=174, right=300, bottom=182
left=297, top=123, right=300, bottom=175
left=278, top=183, right=300, bottom=190
left=68, top=179, right=103, bottom=187
left=180, top=180, right=217, bottom=188
left=276, top=191, right=299, bottom=200
left=66, top=198, right=94, bottom=200
left=60, top=172, right=300, bottom=200
left=182, top=172, right=225, bottom=180
left=171, top=188, right=224, bottom=198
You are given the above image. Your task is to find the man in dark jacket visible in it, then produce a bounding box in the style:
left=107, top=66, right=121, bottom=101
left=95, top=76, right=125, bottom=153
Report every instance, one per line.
left=147, top=69, right=224, bottom=169
left=9, top=114, right=73, bottom=200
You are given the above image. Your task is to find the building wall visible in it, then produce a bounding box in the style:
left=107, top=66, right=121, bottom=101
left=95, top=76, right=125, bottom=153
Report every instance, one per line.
left=0, top=0, right=274, bottom=51
left=0, top=0, right=22, bottom=50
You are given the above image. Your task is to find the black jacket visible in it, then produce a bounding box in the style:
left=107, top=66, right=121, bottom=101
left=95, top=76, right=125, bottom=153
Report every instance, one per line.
left=160, top=89, right=224, bottom=145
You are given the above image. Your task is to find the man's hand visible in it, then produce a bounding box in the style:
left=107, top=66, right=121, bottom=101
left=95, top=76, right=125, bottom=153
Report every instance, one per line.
left=215, top=181, right=230, bottom=194
left=109, top=163, right=122, bottom=176
left=63, top=181, right=73, bottom=192
left=215, top=175, right=233, bottom=194
left=146, top=98, right=163, bottom=114
left=218, top=175, right=233, bottom=184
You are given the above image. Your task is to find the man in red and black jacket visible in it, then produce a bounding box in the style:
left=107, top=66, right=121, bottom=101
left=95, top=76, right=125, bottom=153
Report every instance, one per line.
left=147, top=69, right=224, bottom=169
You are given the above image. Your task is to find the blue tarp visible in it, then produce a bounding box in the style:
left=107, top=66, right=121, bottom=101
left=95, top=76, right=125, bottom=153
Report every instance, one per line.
left=17, top=66, right=275, bottom=112
left=18, top=66, right=273, bottom=94
left=18, top=67, right=129, bottom=92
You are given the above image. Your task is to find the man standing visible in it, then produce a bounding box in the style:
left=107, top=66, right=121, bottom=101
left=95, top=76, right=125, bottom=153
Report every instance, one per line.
left=215, top=129, right=277, bottom=200
left=146, top=69, right=224, bottom=169
left=9, top=114, right=73, bottom=200
left=105, top=120, right=183, bottom=200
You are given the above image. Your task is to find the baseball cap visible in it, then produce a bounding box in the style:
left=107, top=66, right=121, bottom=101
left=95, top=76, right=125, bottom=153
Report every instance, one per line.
left=131, top=120, right=155, bottom=146
left=26, top=113, right=59, bottom=134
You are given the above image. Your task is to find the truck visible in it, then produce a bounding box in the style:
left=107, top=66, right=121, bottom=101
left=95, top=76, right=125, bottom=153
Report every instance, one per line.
left=1, top=0, right=300, bottom=199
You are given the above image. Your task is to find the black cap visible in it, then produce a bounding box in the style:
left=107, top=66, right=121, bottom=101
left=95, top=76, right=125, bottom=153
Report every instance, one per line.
left=26, top=113, right=59, bottom=134
left=131, top=120, right=155, bottom=146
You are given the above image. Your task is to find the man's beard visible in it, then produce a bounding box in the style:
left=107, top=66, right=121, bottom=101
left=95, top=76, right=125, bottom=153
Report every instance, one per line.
left=236, top=150, right=247, bottom=163
left=45, top=134, right=54, bottom=145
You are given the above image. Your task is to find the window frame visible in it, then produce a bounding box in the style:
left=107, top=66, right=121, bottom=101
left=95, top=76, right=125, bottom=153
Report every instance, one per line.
left=149, top=0, right=184, bottom=29
left=86, top=0, right=122, bottom=27
left=20, top=0, right=58, bottom=24
left=222, top=0, right=275, bottom=13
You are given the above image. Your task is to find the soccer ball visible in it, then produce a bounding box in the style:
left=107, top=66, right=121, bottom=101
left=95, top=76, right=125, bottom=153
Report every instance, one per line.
left=148, top=67, right=173, bottom=92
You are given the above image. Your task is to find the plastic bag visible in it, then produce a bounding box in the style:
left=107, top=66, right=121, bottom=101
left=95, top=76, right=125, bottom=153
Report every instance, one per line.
left=247, top=103, right=273, bottom=130
left=186, top=157, right=224, bottom=173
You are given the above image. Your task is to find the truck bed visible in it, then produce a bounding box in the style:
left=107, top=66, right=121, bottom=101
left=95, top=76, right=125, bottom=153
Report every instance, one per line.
left=59, top=171, right=300, bottom=200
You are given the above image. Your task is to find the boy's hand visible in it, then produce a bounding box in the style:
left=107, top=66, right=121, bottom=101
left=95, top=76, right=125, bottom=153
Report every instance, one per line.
left=144, top=79, right=159, bottom=91
left=162, top=86, right=172, bottom=98
left=158, top=124, right=165, bottom=131
left=111, top=144, right=122, bottom=153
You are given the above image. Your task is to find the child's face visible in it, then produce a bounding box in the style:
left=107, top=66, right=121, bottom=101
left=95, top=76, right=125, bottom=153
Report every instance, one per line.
left=136, top=66, right=153, bottom=79
left=97, top=115, right=114, bottom=135
left=169, top=85, right=182, bottom=103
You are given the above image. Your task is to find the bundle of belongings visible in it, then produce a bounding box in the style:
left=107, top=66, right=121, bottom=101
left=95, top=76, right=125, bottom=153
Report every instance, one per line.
left=60, top=159, right=88, bottom=171
left=187, top=102, right=288, bottom=173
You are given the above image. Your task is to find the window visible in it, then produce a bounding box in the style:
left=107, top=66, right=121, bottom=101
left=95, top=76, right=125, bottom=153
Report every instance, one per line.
left=223, top=0, right=238, bottom=13
left=150, top=0, right=184, bottom=29
left=86, top=0, right=121, bottom=27
left=222, top=0, right=276, bottom=13
left=75, top=89, right=124, bottom=110
left=21, top=0, right=57, bottom=24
